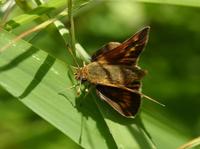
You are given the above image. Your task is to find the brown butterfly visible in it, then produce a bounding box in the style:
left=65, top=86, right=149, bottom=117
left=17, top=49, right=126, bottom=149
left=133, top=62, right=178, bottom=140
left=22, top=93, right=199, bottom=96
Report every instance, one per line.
left=75, top=26, right=163, bottom=118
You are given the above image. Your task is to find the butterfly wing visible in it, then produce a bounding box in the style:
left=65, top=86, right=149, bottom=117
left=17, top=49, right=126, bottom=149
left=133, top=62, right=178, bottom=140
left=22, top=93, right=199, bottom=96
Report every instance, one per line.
left=96, top=85, right=141, bottom=117
left=92, top=27, right=150, bottom=65
left=91, top=42, right=121, bottom=61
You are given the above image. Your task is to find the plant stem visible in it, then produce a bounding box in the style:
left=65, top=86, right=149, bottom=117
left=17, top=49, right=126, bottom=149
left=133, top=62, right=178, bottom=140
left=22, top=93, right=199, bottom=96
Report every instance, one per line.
left=68, top=0, right=79, bottom=67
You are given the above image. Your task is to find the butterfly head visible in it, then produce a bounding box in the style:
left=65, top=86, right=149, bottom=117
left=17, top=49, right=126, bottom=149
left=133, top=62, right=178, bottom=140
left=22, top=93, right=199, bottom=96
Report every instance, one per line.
left=74, top=67, right=88, bottom=82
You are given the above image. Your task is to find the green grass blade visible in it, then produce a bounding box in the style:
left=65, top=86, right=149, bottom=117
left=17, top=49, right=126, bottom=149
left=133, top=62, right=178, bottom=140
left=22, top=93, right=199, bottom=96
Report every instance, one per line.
left=0, top=29, right=117, bottom=149
left=94, top=96, right=157, bottom=149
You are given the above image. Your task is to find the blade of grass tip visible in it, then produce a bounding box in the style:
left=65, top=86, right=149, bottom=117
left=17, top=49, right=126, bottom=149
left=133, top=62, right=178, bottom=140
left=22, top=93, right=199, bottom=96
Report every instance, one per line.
left=0, top=9, right=67, bottom=53
left=75, top=43, right=90, bottom=63
left=178, top=136, right=200, bottom=149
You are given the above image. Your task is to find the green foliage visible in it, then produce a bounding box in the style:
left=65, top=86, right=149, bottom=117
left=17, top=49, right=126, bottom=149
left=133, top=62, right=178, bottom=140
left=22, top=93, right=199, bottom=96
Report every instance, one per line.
left=0, top=0, right=200, bottom=149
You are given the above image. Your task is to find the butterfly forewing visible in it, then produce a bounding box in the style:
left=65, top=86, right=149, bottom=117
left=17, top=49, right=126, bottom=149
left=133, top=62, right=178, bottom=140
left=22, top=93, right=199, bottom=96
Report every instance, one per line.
left=91, top=27, right=150, bottom=65
left=96, top=85, right=141, bottom=117
left=91, top=42, right=121, bottom=61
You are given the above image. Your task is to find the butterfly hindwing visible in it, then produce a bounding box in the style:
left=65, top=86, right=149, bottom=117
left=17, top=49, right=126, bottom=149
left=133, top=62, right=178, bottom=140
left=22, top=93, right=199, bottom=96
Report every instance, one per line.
left=96, top=85, right=141, bottom=117
left=92, top=27, right=150, bottom=65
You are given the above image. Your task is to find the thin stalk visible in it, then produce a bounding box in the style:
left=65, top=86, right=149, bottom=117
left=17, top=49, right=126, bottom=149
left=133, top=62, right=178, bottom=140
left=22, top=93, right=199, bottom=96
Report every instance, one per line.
left=68, top=0, right=80, bottom=68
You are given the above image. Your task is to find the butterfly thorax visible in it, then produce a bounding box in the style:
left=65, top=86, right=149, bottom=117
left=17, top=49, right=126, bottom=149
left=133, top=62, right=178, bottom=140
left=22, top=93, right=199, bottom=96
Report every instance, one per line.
left=83, top=62, right=146, bottom=86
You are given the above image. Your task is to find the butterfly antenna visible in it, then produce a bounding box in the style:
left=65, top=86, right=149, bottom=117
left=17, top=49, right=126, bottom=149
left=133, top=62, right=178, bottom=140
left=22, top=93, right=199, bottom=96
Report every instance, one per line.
left=118, top=86, right=165, bottom=106
left=142, top=94, right=165, bottom=107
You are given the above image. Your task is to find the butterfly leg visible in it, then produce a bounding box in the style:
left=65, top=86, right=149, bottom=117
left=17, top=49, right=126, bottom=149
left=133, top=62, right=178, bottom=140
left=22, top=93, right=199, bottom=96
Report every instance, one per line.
left=76, top=84, right=94, bottom=108
left=66, top=83, right=79, bottom=90
left=77, top=80, right=82, bottom=96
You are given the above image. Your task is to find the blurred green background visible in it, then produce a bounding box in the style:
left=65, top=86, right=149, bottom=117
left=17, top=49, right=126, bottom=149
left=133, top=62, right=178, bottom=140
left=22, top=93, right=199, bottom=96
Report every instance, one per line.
left=1, top=1, right=200, bottom=148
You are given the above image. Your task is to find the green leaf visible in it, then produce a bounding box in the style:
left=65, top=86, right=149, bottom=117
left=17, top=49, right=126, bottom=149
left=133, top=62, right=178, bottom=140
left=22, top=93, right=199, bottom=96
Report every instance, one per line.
left=0, top=29, right=116, bottom=149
